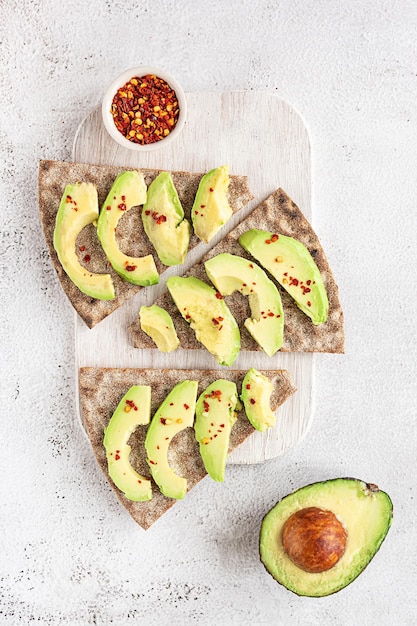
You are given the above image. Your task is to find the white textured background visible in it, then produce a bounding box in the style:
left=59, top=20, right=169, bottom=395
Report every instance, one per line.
left=1, top=0, right=417, bottom=624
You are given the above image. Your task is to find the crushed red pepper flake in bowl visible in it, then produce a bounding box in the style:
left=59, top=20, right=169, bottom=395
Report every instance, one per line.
left=102, top=66, right=187, bottom=152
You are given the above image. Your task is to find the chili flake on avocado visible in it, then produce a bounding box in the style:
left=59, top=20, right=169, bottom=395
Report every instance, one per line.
left=110, top=74, right=180, bottom=145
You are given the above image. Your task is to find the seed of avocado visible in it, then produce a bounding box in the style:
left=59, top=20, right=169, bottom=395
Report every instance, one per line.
left=96, top=170, right=159, bottom=286
left=191, top=165, right=233, bottom=243
left=239, top=229, right=329, bottom=325
left=259, top=477, right=393, bottom=597
left=142, top=172, right=191, bottom=266
left=205, top=253, right=284, bottom=356
left=53, top=182, right=115, bottom=300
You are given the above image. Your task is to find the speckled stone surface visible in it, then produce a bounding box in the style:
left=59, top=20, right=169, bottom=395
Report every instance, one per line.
left=1, top=0, right=417, bottom=624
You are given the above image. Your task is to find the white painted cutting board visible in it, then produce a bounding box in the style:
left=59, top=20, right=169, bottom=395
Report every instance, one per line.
left=72, top=91, right=314, bottom=464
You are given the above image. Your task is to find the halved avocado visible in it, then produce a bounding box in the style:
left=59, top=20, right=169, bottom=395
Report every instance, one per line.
left=97, top=170, right=159, bottom=286
left=240, top=368, right=276, bottom=432
left=139, top=305, right=180, bottom=353
left=145, top=380, right=198, bottom=500
left=239, top=229, right=329, bottom=324
left=194, top=380, right=239, bottom=482
left=103, top=385, right=152, bottom=501
left=142, top=172, right=191, bottom=266
left=205, top=253, right=284, bottom=356
left=53, top=182, right=115, bottom=300
left=260, top=478, right=393, bottom=597
left=166, top=275, right=240, bottom=366
left=191, top=165, right=233, bottom=243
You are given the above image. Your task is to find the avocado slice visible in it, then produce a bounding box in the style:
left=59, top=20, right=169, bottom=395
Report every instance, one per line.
left=239, top=229, right=329, bottom=325
left=97, top=170, right=159, bottom=286
left=205, top=253, right=284, bottom=356
left=240, top=368, right=276, bottom=431
left=145, top=380, right=198, bottom=500
left=142, top=172, right=191, bottom=266
left=53, top=182, right=115, bottom=300
left=194, top=380, right=239, bottom=482
left=166, top=276, right=240, bottom=366
left=191, top=165, right=233, bottom=243
left=260, top=478, right=393, bottom=597
left=139, top=305, right=180, bottom=353
left=103, top=385, right=152, bottom=501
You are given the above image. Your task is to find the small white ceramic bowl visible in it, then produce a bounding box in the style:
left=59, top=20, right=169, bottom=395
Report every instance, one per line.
left=101, top=66, right=187, bottom=152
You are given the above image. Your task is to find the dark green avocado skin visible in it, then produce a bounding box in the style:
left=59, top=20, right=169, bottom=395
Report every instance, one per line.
left=259, top=477, right=393, bottom=597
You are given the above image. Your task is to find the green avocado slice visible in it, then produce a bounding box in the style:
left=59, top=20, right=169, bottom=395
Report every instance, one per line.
left=239, top=229, right=329, bottom=325
left=97, top=170, right=159, bottom=286
left=103, top=386, right=152, bottom=502
left=191, top=165, right=233, bottom=243
left=260, top=478, right=393, bottom=597
left=166, top=275, right=240, bottom=366
left=205, top=253, right=284, bottom=356
left=194, top=380, right=239, bottom=482
left=145, top=380, right=198, bottom=500
left=142, top=172, right=191, bottom=266
left=240, top=368, right=276, bottom=432
left=139, top=305, right=180, bottom=353
left=53, top=182, right=115, bottom=300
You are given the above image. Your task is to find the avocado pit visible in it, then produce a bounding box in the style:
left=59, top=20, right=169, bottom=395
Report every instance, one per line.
left=281, top=506, right=347, bottom=573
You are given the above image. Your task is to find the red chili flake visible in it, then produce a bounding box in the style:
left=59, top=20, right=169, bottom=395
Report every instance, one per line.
left=246, top=384, right=251, bottom=389
left=250, top=398, right=256, bottom=404
left=156, top=445, right=160, bottom=450
left=184, top=403, right=190, bottom=410
left=242, top=283, right=247, bottom=287
left=65, top=195, right=72, bottom=203
left=79, top=246, right=85, bottom=252
left=290, top=277, right=299, bottom=286
left=195, top=211, right=199, bottom=215
left=126, top=399, right=138, bottom=411
left=169, top=402, right=174, bottom=406
left=209, top=187, right=214, bottom=192
left=249, top=264, right=253, bottom=268
left=149, top=459, right=157, bottom=465
left=137, top=480, right=142, bottom=484
left=160, top=418, right=168, bottom=425
left=118, top=203, right=127, bottom=211
left=307, top=301, right=312, bottom=307
left=83, top=254, right=91, bottom=263
left=115, top=453, right=121, bottom=460
left=145, top=210, right=151, bottom=216
left=306, top=280, right=312, bottom=285
left=283, top=272, right=288, bottom=276
left=106, top=205, right=111, bottom=211
left=218, top=325, right=223, bottom=331
left=203, top=401, right=210, bottom=413
left=185, top=314, right=191, bottom=320
left=121, top=195, right=126, bottom=201
left=267, top=311, right=274, bottom=317
left=125, top=265, right=137, bottom=272
left=271, top=234, right=279, bottom=242
left=215, top=292, right=223, bottom=299
left=265, top=239, right=271, bottom=244
left=156, top=214, right=167, bottom=225
left=110, top=74, right=180, bottom=145
left=220, top=423, right=225, bottom=428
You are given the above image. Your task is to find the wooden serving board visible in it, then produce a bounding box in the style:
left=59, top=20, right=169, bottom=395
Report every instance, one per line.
left=72, top=91, right=314, bottom=464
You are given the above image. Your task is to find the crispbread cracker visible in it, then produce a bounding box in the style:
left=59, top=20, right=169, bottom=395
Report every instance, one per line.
left=38, top=160, right=253, bottom=328
left=129, top=188, right=344, bottom=354
left=79, top=367, right=296, bottom=529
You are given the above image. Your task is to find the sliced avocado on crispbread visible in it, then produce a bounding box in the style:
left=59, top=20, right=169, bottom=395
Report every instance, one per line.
left=166, top=275, right=240, bottom=366
left=240, top=368, right=276, bottom=432
left=139, top=305, right=180, bottom=353
left=97, top=170, right=159, bottom=286
left=142, top=172, right=191, bottom=266
left=239, top=229, right=329, bottom=325
left=103, top=386, right=152, bottom=501
left=205, top=253, right=284, bottom=356
left=53, top=182, right=115, bottom=300
left=260, top=478, right=393, bottom=597
left=145, top=380, right=198, bottom=500
left=191, top=165, right=233, bottom=243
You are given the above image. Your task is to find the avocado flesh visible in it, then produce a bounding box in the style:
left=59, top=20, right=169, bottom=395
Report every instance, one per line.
left=241, top=368, right=276, bottom=432
left=139, top=305, right=180, bottom=353
left=194, top=380, right=238, bottom=482
left=191, top=165, right=233, bottom=243
left=53, top=182, right=115, bottom=300
left=97, top=170, right=159, bottom=286
left=205, top=253, right=284, bottom=356
left=142, top=172, right=191, bottom=266
left=239, top=229, right=329, bottom=325
left=166, top=276, right=240, bottom=366
left=103, top=386, right=152, bottom=501
left=145, top=380, right=198, bottom=500
left=260, top=478, right=393, bottom=597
